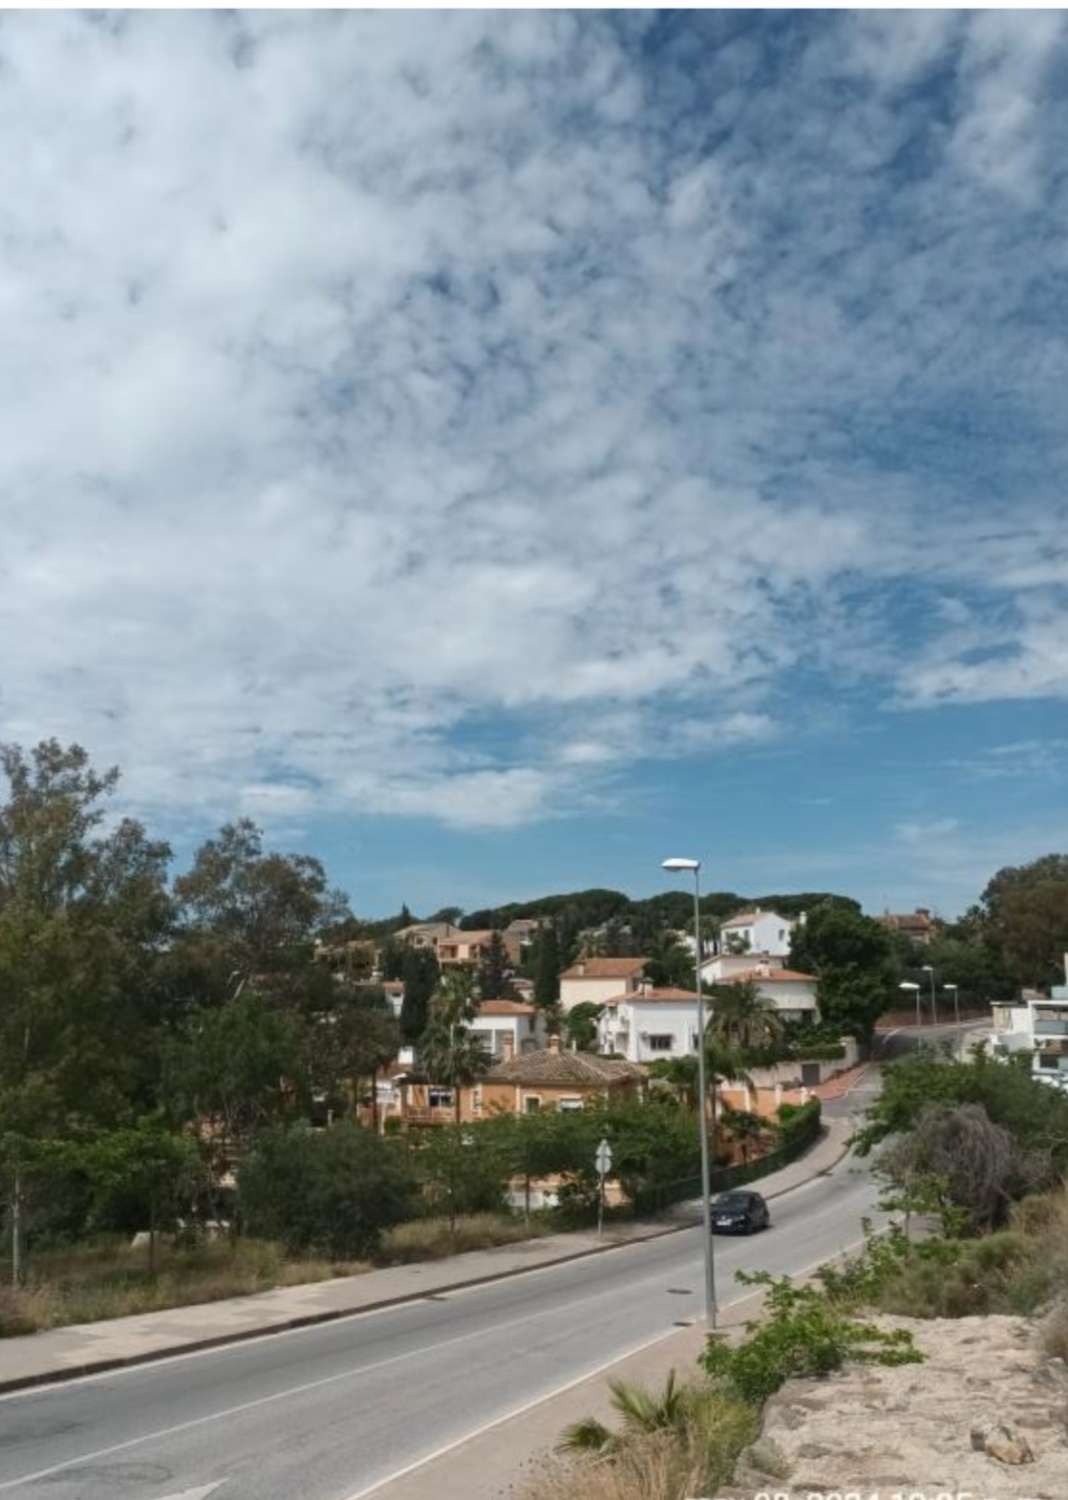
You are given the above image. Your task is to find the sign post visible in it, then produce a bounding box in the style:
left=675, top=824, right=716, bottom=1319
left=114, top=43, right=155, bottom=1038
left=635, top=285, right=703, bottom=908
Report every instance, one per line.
left=595, top=1138, right=612, bottom=1240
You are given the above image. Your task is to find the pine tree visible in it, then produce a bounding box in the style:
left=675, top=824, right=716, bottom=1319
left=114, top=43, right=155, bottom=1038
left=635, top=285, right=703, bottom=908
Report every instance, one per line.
left=534, top=924, right=561, bottom=1008
left=478, top=930, right=514, bottom=999
left=400, top=947, right=438, bottom=1043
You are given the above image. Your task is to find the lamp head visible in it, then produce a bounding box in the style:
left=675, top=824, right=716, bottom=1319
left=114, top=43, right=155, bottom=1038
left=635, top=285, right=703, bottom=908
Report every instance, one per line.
left=662, top=857, right=700, bottom=872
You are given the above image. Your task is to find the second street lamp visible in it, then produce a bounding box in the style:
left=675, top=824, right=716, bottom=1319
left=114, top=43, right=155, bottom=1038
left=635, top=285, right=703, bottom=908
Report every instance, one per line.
left=661, top=855, right=717, bottom=1329
left=899, top=980, right=921, bottom=1029
left=921, top=964, right=937, bottom=1025
left=944, top=981, right=960, bottom=1025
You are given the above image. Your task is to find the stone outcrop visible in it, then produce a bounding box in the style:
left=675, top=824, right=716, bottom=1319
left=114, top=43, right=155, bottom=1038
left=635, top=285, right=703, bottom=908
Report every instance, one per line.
left=723, top=1312, right=1068, bottom=1500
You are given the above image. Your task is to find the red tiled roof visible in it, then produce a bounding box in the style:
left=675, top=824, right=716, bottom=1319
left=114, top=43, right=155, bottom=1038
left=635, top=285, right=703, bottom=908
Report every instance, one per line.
left=601, top=986, right=702, bottom=1008
left=486, top=1049, right=645, bottom=1087
left=720, top=968, right=816, bottom=984
left=560, top=957, right=648, bottom=979
left=477, top=999, right=537, bottom=1016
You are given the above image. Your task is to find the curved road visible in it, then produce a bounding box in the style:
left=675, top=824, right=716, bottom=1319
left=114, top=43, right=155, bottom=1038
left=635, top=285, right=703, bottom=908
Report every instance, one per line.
left=0, top=1143, right=883, bottom=1500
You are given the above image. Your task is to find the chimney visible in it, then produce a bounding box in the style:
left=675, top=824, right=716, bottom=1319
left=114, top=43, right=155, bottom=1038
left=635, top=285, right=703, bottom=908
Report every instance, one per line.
left=577, top=962, right=586, bottom=977
left=500, top=1033, right=514, bottom=1060
left=757, top=959, right=770, bottom=977
left=547, top=1033, right=561, bottom=1054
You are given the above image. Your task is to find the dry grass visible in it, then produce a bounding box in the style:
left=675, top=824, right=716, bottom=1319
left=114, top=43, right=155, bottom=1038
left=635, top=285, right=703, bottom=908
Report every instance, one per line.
left=1, top=1213, right=550, bottom=1337
left=1, top=1236, right=368, bottom=1336
left=861, top=1186, right=1068, bottom=1322
left=380, top=1212, right=552, bottom=1263
left=518, top=1388, right=756, bottom=1500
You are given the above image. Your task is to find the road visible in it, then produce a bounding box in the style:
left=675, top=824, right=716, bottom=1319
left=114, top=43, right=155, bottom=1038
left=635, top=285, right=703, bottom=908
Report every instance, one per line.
left=0, top=1142, right=884, bottom=1500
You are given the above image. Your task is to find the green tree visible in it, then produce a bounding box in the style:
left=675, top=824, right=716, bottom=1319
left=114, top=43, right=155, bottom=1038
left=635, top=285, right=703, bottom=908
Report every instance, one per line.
left=478, top=929, right=515, bottom=999
left=415, top=1122, right=510, bottom=1232
left=643, top=931, right=694, bottom=989
left=163, top=991, right=303, bottom=1180
left=790, top=900, right=895, bottom=1046
left=564, top=1001, right=603, bottom=1052
left=533, top=924, right=561, bottom=1008
left=239, top=1123, right=416, bottom=1257
left=400, top=946, right=439, bottom=1043
left=380, top=939, right=406, bottom=982
left=978, top=854, right=1068, bottom=990
left=0, top=741, right=173, bottom=1281
left=172, top=819, right=349, bottom=1001
left=81, top=1120, right=202, bottom=1272
left=708, top=980, right=786, bottom=1054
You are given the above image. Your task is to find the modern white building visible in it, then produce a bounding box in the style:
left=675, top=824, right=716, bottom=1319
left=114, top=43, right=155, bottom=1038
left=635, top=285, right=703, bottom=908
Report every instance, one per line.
left=991, top=955, right=1068, bottom=1092
left=596, top=986, right=704, bottom=1063
left=718, top=907, right=795, bottom=958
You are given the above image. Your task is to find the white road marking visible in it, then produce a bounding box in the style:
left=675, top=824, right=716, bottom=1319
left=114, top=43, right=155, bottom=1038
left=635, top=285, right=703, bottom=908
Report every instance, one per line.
left=157, top=1486, right=224, bottom=1500
left=0, top=1228, right=699, bottom=1407
left=0, top=1251, right=709, bottom=1494
left=339, top=1238, right=870, bottom=1500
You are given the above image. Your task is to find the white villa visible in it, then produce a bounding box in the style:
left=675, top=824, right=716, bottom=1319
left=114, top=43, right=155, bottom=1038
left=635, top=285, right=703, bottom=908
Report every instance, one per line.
left=717, top=907, right=796, bottom=957
left=597, top=986, right=704, bottom=1063
left=990, top=954, right=1068, bottom=1093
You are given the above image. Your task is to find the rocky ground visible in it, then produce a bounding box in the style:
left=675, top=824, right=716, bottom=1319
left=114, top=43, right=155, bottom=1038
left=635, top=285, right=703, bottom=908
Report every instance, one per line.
left=723, top=1312, right=1068, bottom=1500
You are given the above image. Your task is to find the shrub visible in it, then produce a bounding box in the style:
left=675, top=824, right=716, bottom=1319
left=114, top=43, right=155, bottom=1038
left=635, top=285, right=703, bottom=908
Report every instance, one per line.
left=700, top=1271, right=922, bottom=1404
left=239, top=1123, right=416, bottom=1257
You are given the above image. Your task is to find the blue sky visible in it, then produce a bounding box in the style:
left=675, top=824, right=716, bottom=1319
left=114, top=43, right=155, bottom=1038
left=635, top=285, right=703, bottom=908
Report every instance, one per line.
left=2, top=11, right=1066, bottom=921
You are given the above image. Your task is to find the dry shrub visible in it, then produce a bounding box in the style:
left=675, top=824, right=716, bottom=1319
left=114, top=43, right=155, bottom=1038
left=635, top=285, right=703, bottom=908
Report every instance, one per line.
left=519, top=1389, right=755, bottom=1500
left=380, top=1213, right=549, bottom=1263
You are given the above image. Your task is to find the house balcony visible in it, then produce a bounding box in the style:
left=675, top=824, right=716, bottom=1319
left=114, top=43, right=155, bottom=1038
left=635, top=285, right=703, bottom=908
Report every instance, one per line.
left=1033, top=1015, right=1068, bottom=1036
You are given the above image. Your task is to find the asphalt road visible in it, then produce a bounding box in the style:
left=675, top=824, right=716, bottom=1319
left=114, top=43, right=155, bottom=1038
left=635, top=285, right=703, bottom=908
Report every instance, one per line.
left=0, top=1144, right=884, bottom=1500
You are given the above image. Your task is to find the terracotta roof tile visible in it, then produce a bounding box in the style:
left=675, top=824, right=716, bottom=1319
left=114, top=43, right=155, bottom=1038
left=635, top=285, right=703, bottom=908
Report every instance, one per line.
left=477, top=999, right=537, bottom=1016
left=560, top=957, right=648, bottom=979
left=486, top=1049, right=646, bottom=1087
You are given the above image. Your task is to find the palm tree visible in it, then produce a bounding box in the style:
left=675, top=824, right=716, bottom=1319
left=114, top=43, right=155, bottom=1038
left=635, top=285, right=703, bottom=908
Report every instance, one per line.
left=707, top=979, right=786, bottom=1053
left=559, top=1371, right=690, bottom=1454
left=704, top=1036, right=755, bottom=1169
left=418, top=967, right=488, bottom=1122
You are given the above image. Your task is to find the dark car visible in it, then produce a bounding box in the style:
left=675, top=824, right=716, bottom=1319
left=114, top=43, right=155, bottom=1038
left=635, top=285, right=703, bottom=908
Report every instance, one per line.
left=709, top=1189, right=770, bottom=1234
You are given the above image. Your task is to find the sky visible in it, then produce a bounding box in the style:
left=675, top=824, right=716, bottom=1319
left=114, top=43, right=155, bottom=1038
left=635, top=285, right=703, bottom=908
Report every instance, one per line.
left=2, top=9, right=1067, bottom=923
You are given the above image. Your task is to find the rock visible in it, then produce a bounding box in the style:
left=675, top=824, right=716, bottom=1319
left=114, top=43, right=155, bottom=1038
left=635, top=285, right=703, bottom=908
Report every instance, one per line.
left=970, top=1422, right=1036, bottom=1465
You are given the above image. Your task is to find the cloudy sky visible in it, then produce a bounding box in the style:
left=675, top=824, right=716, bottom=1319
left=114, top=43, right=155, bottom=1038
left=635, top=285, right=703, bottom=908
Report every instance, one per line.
left=2, top=10, right=1067, bottom=920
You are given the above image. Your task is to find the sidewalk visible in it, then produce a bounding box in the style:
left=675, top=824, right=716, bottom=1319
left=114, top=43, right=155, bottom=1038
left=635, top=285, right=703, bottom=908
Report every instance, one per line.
left=0, top=1116, right=852, bottom=1395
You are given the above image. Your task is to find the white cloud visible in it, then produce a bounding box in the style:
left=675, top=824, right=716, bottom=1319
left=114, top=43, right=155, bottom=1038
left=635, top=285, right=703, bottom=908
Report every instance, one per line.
left=1, top=12, right=1066, bottom=839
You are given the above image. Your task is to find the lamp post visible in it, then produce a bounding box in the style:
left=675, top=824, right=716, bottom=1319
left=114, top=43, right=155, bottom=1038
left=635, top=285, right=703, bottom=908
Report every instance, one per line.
left=944, top=982, right=960, bottom=1026
left=899, top=980, right=921, bottom=1029
left=662, top=856, right=716, bottom=1329
left=921, top=964, right=937, bottom=1025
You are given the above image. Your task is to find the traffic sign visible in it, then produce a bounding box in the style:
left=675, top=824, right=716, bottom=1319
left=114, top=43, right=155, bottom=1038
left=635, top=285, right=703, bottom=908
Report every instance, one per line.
left=595, top=1139, right=613, bottom=1175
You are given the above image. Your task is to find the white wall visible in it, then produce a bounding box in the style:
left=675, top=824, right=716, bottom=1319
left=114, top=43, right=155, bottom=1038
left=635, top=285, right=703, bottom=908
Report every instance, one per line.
left=599, top=999, right=702, bottom=1063
left=720, top=911, right=794, bottom=957
left=469, top=1010, right=547, bottom=1058
left=560, top=975, right=640, bottom=1011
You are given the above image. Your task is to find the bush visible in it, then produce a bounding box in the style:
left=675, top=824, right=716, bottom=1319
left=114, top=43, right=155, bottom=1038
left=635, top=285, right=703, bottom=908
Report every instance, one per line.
left=700, top=1271, right=922, bottom=1404
left=239, top=1123, right=417, bottom=1257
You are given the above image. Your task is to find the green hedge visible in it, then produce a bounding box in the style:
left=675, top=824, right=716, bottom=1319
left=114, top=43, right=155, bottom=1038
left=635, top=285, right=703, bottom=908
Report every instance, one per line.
left=632, top=1100, right=823, bottom=1215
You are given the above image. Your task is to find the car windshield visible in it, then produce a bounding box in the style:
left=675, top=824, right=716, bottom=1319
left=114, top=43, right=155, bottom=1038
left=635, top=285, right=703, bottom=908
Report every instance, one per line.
left=715, top=1193, right=750, bottom=1206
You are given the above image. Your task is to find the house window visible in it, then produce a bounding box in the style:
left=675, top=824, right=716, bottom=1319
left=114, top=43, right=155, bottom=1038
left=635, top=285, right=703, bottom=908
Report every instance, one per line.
left=647, top=1034, right=674, bottom=1052
left=558, top=1098, right=583, bottom=1112
left=525, top=1096, right=542, bottom=1113
left=1038, top=1054, right=1061, bottom=1070
left=428, top=1088, right=454, bottom=1108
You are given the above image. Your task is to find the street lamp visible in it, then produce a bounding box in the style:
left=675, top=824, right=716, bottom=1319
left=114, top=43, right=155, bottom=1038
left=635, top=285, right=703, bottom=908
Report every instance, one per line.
left=662, top=856, right=717, bottom=1329
left=921, top=964, right=937, bottom=1025
left=899, top=981, right=921, bottom=1029
left=944, top=982, right=960, bottom=1026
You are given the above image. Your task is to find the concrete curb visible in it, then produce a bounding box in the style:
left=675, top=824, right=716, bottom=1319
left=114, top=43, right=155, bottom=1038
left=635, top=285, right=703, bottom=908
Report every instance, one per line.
left=0, top=1126, right=853, bottom=1397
